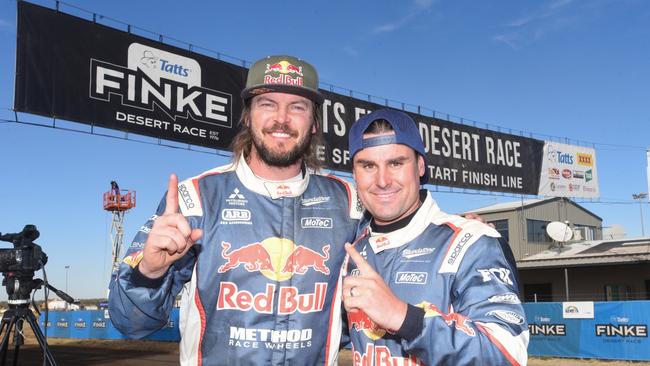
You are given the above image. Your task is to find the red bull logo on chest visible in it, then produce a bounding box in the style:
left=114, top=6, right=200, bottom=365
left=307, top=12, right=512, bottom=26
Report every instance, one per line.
left=282, top=244, right=330, bottom=275
left=217, top=238, right=332, bottom=314
left=218, top=242, right=273, bottom=273
left=219, top=238, right=331, bottom=281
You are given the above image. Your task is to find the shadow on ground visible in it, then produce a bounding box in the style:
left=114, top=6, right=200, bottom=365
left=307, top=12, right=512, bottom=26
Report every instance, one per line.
left=3, top=340, right=179, bottom=366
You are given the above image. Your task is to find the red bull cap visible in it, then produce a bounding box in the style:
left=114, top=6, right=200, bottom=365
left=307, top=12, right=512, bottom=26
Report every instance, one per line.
left=241, top=55, right=323, bottom=104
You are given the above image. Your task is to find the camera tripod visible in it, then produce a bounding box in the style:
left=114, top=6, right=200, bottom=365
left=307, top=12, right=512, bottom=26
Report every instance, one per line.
left=0, top=276, right=72, bottom=366
left=0, top=303, right=57, bottom=366
left=0, top=226, right=73, bottom=365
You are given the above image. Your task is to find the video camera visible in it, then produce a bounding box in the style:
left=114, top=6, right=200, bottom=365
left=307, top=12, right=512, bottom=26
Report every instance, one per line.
left=0, top=224, right=48, bottom=273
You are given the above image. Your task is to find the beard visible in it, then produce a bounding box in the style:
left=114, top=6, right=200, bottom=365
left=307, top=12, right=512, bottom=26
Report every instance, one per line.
left=250, top=122, right=313, bottom=168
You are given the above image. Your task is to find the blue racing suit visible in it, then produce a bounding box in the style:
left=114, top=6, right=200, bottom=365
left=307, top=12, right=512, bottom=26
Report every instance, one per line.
left=109, top=157, right=362, bottom=366
left=345, top=191, right=529, bottom=366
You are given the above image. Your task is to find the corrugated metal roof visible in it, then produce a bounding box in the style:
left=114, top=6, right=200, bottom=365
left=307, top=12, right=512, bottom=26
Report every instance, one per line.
left=465, top=197, right=602, bottom=221
left=465, top=198, right=546, bottom=214
left=517, top=237, right=650, bottom=269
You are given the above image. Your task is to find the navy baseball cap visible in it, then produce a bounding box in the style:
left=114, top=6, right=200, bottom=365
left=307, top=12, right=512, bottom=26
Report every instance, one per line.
left=349, top=108, right=428, bottom=184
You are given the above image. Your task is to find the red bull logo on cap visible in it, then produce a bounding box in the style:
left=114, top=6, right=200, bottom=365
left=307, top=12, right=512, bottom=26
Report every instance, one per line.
left=265, top=60, right=304, bottom=76
left=348, top=309, right=386, bottom=341
left=263, top=60, right=304, bottom=88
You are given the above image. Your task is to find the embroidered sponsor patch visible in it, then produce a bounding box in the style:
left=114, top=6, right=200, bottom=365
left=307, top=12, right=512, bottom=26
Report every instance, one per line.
left=486, top=310, right=525, bottom=325
left=402, top=247, right=434, bottom=259
left=477, top=268, right=514, bottom=286
left=301, top=196, right=330, bottom=206
left=487, top=293, right=521, bottom=304
left=300, top=217, right=332, bottom=229
left=221, top=209, right=251, bottom=222
left=395, top=272, right=428, bottom=285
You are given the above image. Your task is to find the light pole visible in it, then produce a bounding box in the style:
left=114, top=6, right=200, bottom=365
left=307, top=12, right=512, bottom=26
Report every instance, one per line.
left=65, top=265, right=70, bottom=310
left=632, top=193, right=647, bottom=237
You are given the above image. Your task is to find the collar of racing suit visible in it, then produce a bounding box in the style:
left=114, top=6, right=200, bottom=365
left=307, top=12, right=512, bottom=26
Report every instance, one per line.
left=235, top=154, right=311, bottom=199
left=367, top=190, right=449, bottom=254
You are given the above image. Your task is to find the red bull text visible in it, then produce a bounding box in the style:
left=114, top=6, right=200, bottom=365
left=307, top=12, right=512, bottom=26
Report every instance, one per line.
left=352, top=344, right=424, bottom=366
left=217, top=282, right=327, bottom=314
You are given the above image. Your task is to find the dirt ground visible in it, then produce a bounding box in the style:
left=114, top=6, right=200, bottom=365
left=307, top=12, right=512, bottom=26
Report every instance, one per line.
left=8, top=336, right=650, bottom=365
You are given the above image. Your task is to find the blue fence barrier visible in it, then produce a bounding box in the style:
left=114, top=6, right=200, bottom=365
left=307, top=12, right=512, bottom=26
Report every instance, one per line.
left=40, top=301, right=649, bottom=361
left=524, top=301, right=650, bottom=361
left=39, top=309, right=180, bottom=342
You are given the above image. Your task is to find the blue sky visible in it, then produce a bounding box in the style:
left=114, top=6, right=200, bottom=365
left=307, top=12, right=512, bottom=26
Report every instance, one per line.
left=0, top=0, right=648, bottom=300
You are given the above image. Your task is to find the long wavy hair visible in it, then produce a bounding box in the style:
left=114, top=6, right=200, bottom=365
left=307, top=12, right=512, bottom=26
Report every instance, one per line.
left=230, top=99, right=324, bottom=171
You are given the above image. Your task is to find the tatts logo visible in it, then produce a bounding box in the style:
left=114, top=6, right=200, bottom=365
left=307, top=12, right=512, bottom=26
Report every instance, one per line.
left=90, top=43, right=232, bottom=127
left=577, top=153, right=593, bottom=167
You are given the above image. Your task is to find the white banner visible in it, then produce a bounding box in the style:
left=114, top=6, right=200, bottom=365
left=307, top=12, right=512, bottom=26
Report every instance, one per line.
left=562, top=301, right=594, bottom=319
left=537, top=142, right=599, bottom=198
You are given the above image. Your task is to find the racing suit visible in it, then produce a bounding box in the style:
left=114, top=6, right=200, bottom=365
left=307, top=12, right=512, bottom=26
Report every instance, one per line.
left=345, top=191, right=529, bottom=366
left=109, top=157, right=362, bottom=366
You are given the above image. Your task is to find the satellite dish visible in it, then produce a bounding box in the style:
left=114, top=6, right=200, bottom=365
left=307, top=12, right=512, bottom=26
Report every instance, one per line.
left=546, top=221, right=573, bottom=242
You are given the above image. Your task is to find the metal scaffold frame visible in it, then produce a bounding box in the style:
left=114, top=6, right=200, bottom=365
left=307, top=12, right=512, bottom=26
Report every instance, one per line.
left=103, top=185, right=136, bottom=279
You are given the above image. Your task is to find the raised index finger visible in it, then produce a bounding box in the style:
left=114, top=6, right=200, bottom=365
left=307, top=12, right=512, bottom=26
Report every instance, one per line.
left=164, top=173, right=179, bottom=215
left=345, top=242, right=376, bottom=276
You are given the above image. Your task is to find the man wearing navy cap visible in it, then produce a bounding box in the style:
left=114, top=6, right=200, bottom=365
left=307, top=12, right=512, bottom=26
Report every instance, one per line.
left=342, top=109, right=529, bottom=365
